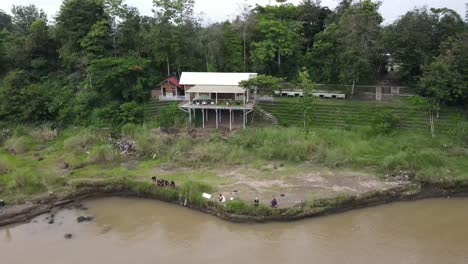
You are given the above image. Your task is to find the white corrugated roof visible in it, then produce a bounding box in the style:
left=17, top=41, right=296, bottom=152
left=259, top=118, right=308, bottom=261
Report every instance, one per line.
left=187, top=85, right=245, bottom=94
left=180, top=72, right=257, bottom=86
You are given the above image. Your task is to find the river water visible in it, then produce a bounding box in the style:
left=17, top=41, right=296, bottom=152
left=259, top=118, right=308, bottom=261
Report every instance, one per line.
left=1, top=197, right=468, bottom=264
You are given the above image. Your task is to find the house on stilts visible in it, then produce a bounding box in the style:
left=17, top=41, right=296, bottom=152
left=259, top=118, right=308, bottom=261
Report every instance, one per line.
left=178, top=72, right=258, bottom=131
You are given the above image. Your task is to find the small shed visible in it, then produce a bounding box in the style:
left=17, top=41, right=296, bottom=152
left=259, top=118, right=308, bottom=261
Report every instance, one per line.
left=152, top=77, right=185, bottom=101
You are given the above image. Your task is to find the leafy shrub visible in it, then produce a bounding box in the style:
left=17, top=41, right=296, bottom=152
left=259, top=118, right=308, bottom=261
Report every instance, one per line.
left=118, top=102, right=144, bottom=125
left=371, top=111, right=401, bottom=135
left=407, top=95, right=430, bottom=110
left=88, top=144, right=119, bottom=164
left=13, top=125, right=30, bottom=137
left=157, top=103, right=187, bottom=128
left=89, top=103, right=119, bottom=127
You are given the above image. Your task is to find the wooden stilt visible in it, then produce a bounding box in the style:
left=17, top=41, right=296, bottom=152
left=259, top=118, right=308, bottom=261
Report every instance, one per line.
left=189, top=108, right=192, bottom=128
left=216, top=109, right=219, bottom=129
left=243, top=110, right=246, bottom=129
left=202, top=109, right=205, bottom=128
left=229, top=109, right=232, bottom=131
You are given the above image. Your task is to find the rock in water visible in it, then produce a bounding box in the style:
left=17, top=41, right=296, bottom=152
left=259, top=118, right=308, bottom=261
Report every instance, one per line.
left=77, top=216, right=94, bottom=223
left=64, top=234, right=72, bottom=239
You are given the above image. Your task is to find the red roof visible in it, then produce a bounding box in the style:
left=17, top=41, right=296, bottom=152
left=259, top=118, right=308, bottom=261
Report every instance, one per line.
left=165, top=77, right=181, bottom=88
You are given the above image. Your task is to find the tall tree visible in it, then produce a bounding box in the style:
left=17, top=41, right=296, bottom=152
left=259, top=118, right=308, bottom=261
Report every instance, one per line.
left=26, top=19, right=56, bottom=78
left=250, top=4, right=303, bottom=77
left=56, top=0, right=107, bottom=68
left=385, top=7, right=464, bottom=84
left=116, top=6, right=143, bottom=55
left=418, top=32, right=468, bottom=108
left=11, top=4, right=47, bottom=33
left=80, top=19, right=112, bottom=59
left=232, top=1, right=257, bottom=71
left=309, top=0, right=383, bottom=84
left=222, top=22, right=244, bottom=72
left=298, top=0, right=331, bottom=51
left=0, top=10, right=12, bottom=31
left=152, top=0, right=202, bottom=76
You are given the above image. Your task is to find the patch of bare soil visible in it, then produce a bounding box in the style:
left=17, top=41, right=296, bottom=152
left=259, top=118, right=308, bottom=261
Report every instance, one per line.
left=215, top=164, right=405, bottom=208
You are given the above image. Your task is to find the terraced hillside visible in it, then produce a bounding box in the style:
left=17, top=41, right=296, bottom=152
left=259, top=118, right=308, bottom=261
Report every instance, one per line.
left=146, top=100, right=178, bottom=120
left=258, top=99, right=465, bottom=133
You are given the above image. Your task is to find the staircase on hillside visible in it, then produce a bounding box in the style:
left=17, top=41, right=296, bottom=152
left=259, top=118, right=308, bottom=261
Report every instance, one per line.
left=256, top=107, right=279, bottom=125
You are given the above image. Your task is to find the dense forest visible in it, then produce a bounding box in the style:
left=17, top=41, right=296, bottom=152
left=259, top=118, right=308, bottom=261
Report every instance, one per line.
left=0, top=0, right=466, bottom=127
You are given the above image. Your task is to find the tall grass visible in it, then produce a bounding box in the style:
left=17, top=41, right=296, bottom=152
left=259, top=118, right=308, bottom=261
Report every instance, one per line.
left=30, top=124, right=57, bottom=142
left=88, top=144, right=119, bottom=164
left=63, top=130, right=97, bottom=152
left=0, top=159, right=8, bottom=175
left=6, top=168, right=45, bottom=194
left=3, top=136, right=33, bottom=154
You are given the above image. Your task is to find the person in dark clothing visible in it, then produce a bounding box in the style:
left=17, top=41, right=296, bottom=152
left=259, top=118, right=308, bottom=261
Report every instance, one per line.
left=254, top=197, right=259, bottom=207
left=151, top=176, right=157, bottom=183
left=170, top=181, right=176, bottom=188
left=164, top=180, right=169, bottom=187
left=157, top=180, right=163, bottom=186
left=0, top=200, right=5, bottom=208
left=270, top=198, right=278, bottom=208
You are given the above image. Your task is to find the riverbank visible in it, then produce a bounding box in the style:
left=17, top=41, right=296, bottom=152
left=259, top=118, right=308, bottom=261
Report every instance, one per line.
left=2, top=178, right=468, bottom=226
left=1, top=125, right=467, bottom=226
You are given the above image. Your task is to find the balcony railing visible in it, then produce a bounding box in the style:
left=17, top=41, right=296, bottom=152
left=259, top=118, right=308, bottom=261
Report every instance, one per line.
left=159, top=95, right=186, bottom=101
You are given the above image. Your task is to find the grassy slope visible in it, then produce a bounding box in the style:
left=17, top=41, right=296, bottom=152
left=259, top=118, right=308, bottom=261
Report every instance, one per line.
left=259, top=98, right=466, bottom=133
left=0, top=122, right=467, bottom=205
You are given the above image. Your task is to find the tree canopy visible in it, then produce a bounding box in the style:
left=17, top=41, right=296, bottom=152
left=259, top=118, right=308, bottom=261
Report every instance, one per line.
left=0, top=0, right=466, bottom=127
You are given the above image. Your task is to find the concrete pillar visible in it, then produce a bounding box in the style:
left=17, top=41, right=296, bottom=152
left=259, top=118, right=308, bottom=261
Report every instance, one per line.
left=376, top=86, right=382, bottom=101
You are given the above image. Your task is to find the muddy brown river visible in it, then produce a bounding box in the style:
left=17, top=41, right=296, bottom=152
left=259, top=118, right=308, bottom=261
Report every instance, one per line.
left=1, top=197, right=468, bottom=264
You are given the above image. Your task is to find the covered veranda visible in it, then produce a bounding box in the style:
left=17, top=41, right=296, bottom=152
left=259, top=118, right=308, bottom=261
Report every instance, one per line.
left=185, top=85, right=251, bottom=106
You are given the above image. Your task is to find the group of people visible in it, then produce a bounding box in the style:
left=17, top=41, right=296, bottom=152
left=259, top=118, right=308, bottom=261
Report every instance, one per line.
left=252, top=197, right=278, bottom=208
left=215, top=195, right=278, bottom=208
left=151, top=176, right=176, bottom=189
left=218, top=194, right=226, bottom=203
